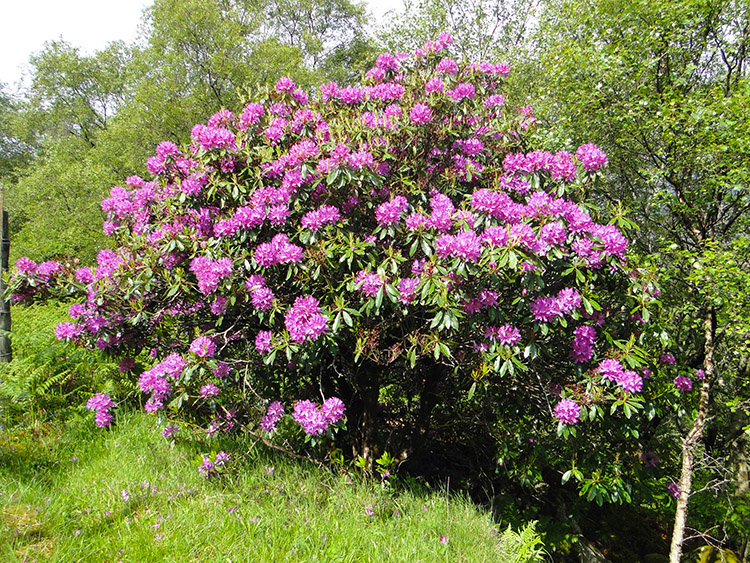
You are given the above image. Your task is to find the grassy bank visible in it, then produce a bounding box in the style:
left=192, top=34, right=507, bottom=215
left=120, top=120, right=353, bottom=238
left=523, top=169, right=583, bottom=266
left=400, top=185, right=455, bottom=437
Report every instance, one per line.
left=1, top=410, right=545, bottom=562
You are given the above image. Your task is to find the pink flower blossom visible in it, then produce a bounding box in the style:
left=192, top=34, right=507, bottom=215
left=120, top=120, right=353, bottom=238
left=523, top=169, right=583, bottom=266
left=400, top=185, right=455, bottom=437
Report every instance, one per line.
left=321, top=397, right=346, bottom=424
left=409, top=103, right=433, bottom=125
left=554, top=398, right=580, bottom=425
left=667, top=482, right=680, bottom=498
left=87, top=393, right=113, bottom=412
left=293, top=400, right=328, bottom=436
left=190, top=336, right=216, bottom=358
left=485, top=324, right=521, bottom=346
left=190, top=256, right=233, bottom=295
left=355, top=270, right=386, bottom=297
left=292, top=397, right=345, bottom=436
left=275, top=76, right=296, bottom=93
left=55, top=322, right=82, bottom=341
left=251, top=286, right=275, bottom=311
left=576, top=143, right=608, bottom=171
left=660, top=353, right=676, bottom=366
left=284, top=296, right=328, bottom=343
left=571, top=325, right=596, bottom=363
left=436, top=57, right=458, bottom=75
left=674, top=375, right=692, bottom=392
left=447, top=83, right=475, bottom=101
left=200, top=383, right=220, bottom=398
left=261, top=401, right=284, bottom=432
left=425, top=77, right=445, bottom=94
left=254, top=234, right=304, bottom=268
left=376, top=53, right=399, bottom=71
left=375, top=196, right=408, bottom=226
left=397, top=278, right=420, bottom=305
left=162, top=425, right=179, bottom=438
left=435, top=231, right=483, bottom=262
left=255, top=331, right=272, bottom=353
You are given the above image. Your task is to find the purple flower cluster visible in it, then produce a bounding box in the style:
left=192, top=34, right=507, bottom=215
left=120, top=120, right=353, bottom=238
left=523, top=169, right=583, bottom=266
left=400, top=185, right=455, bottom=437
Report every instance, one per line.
left=198, top=451, right=229, bottom=477
left=425, top=77, right=445, bottom=94
left=660, top=353, right=676, bottom=366
left=570, top=325, right=596, bottom=363
left=397, top=277, right=420, bottom=305
left=375, top=196, right=409, bottom=226
left=484, top=324, right=521, bottom=346
left=435, top=231, right=483, bottom=262
left=292, top=397, right=346, bottom=436
left=254, top=234, right=304, bottom=267
left=86, top=392, right=114, bottom=427
left=260, top=401, right=284, bottom=432
left=275, top=76, right=296, bottom=93
left=251, top=331, right=271, bottom=354
left=530, top=288, right=582, bottom=322
left=301, top=205, right=340, bottom=232
left=284, top=296, right=328, bottom=343
left=409, top=103, right=432, bottom=125
left=666, top=482, right=681, bottom=498
left=15, top=257, right=38, bottom=275
left=190, top=336, right=216, bottom=358
left=213, top=362, right=232, bottom=378
left=162, top=425, right=179, bottom=438
left=503, top=151, right=578, bottom=181
left=576, top=143, right=608, bottom=172
left=191, top=124, right=237, bottom=152
left=447, top=83, right=475, bottom=101
left=464, top=289, right=499, bottom=315
left=436, top=57, right=459, bottom=74
left=200, top=383, right=220, bottom=398
left=190, top=256, right=233, bottom=295
left=55, top=322, right=84, bottom=341
left=37, top=261, right=62, bottom=280
left=673, top=375, right=692, bottom=392
left=139, top=353, right=185, bottom=412
left=355, top=270, right=386, bottom=297
left=251, top=286, right=275, bottom=311
left=553, top=398, right=580, bottom=425
left=375, top=53, right=400, bottom=71
left=597, top=359, right=643, bottom=393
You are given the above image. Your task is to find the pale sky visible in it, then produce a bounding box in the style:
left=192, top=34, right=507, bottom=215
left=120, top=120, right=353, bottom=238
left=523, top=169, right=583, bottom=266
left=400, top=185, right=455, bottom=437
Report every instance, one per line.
left=0, top=0, right=405, bottom=89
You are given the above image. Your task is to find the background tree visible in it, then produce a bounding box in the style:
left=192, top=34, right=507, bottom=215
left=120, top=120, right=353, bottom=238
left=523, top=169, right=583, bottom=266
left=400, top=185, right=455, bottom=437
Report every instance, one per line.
left=378, top=0, right=539, bottom=63
left=0, top=84, right=34, bottom=185
left=523, top=0, right=750, bottom=558
left=3, top=0, right=373, bottom=264
left=6, top=41, right=131, bottom=262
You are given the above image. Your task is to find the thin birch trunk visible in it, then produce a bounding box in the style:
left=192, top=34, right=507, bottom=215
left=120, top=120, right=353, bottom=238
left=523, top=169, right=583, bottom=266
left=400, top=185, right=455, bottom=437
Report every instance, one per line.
left=669, top=307, right=715, bottom=563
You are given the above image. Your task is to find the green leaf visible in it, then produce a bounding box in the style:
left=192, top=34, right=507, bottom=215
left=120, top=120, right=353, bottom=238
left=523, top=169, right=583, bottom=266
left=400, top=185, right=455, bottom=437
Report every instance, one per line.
left=430, top=311, right=444, bottom=329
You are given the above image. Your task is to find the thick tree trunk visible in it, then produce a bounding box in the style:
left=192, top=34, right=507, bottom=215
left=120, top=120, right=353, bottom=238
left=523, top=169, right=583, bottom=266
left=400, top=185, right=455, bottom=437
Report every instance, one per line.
left=669, top=307, right=715, bottom=563
left=355, top=363, right=380, bottom=465
left=411, top=363, right=442, bottom=455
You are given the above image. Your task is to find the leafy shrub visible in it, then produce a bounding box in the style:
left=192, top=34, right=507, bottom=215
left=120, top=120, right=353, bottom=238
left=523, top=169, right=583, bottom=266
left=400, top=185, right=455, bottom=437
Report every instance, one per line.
left=8, top=35, right=655, bottom=491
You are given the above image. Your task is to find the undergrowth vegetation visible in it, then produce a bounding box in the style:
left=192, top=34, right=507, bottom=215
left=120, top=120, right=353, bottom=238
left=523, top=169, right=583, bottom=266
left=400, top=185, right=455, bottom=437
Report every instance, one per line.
left=0, top=410, right=545, bottom=562
left=0, top=302, right=120, bottom=426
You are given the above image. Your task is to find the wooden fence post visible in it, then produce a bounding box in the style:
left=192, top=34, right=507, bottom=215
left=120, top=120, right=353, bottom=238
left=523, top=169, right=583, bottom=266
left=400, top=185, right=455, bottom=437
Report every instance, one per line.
left=0, top=187, right=11, bottom=363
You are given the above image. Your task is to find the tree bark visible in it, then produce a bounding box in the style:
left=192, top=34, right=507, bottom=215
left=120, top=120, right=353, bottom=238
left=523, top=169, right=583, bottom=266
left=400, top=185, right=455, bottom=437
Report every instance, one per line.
left=355, top=363, right=380, bottom=466
left=669, top=307, right=715, bottom=563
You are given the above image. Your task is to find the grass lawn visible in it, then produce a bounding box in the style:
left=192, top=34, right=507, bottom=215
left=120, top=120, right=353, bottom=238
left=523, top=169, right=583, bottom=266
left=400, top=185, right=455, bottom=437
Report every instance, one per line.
left=1, top=410, right=545, bottom=562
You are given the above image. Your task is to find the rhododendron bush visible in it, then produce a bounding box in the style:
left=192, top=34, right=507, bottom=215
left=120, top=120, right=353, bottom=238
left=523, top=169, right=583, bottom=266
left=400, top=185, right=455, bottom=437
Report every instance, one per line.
left=9, top=35, right=655, bottom=473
